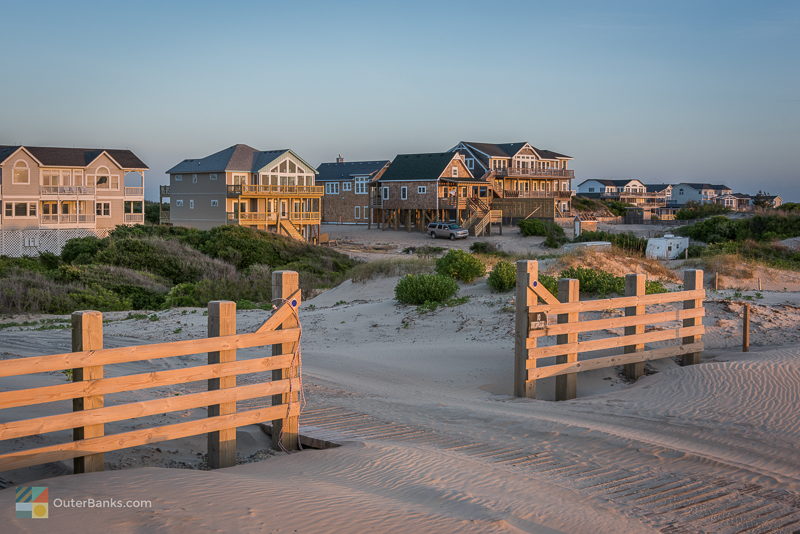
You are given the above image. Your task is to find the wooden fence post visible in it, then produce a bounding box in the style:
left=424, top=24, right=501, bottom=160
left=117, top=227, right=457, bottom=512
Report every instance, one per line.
left=514, top=260, right=538, bottom=398
left=623, top=274, right=646, bottom=380
left=742, top=303, right=750, bottom=352
left=682, top=269, right=704, bottom=366
left=555, top=278, right=579, bottom=401
left=272, top=271, right=301, bottom=450
left=207, top=300, right=237, bottom=468
left=72, top=310, right=104, bottom=474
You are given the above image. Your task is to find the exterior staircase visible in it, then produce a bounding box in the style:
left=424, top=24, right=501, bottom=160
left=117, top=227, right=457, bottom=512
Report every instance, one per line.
left=279, top=219, right=305, bottom=241
left=464, top=198, right=501, bottom=236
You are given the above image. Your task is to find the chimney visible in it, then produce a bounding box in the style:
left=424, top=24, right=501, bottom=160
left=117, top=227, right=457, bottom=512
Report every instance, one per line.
left=336, top=154, right=344, bottom=164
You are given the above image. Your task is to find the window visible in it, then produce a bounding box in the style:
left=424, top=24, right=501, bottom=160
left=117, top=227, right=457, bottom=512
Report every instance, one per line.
left=192, top=174, right=198, bottom=183
left=363, top=206, right=368, bottom=219
left=210, top=174, right=218, bottom=181
left=12, top=161, right=29, bottom=184
left=175, top=199, right=184, bottom=207
left=417, top=186, right=427, bottom=194
left=3, top=203, right=10, bottom=217
left=175, top=174, right=183, bottom=182
left=29, top=202, right=37, bottom=216
left=211, top=199, right=219, bottom=207
left=400, top=186, right=408, bottom=200
left=588, top=187, right=595, bottom=192
left=466, top=158, right=474, bottom=170
left=354, top=206, right=361, bottom=219
left=189, top=199, right=195, bottom=209
left=95, top=202, right=111, bottom=217
left=325, top=182, right=339, bottom=195
left=451, top=166, right=458, bottom=177
left=342, top=181, right=352, bottom=192
left=381, top=186, right=389, bottom=200
left=355, top=176, right=369, bottom=194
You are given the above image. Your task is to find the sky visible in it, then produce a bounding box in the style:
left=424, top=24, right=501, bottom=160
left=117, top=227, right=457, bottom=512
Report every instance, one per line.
left=0, top=0, right=798, bottom=201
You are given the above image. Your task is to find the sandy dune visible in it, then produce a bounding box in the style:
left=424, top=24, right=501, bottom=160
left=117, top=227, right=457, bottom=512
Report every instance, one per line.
left=2, top=272, right=800, bottom=532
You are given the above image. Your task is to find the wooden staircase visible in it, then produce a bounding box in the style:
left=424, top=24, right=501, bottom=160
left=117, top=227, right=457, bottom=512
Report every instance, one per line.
left=279, top=219, right=305, bottom=241
left=464, top=198, right=501, bottom=237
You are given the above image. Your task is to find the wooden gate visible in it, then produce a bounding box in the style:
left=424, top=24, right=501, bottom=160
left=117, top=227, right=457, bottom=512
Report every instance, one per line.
left=514, top=260, right=705, bottom=400
left=0, top=270, right=303, bottom=473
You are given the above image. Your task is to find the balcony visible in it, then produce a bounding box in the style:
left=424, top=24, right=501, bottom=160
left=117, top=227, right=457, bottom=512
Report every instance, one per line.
left=124, top=213, right=145, bottom=224
left=226, top=212, right=321, bottom=225
left=40, top=214, right=96, bottom=226
left=40, top=186, right=96, bottom=196
left=501, top=190, right=574, bottom=199
left=438, top=197, right=469, bottom=210
left=227, top=184, right=325, bottom=197
left=124, top=187, right=144, bottom=197
left=491, top=168, right=574, bottom=179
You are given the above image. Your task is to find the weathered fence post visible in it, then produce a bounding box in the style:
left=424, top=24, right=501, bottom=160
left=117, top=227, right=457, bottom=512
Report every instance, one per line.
left=623, top=274, right=646, bottom=380
left=555, top=278, right=579, bottom=401
left=272, top=270, right=301, bottom=450
left=208, top=300, right=237, bottom=468
left=682, top=269, right=704, bottom=366
left=72, top=310, right=104, bottom=474
left=714, top=272, right=719, bottom=291
left=742, top=303, right=750, bottom=352
left=515, top=260, right=537, bottom=398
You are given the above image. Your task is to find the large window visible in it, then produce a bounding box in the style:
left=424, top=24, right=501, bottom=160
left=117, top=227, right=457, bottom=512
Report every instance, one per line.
left=354, top=176, right=369, bottom=194
left=4, top=202, right=36, bottom=217
left=94, top=167, right=119, bottom=189
left=325, top=182, right=339, bottom=195
left=12, top=161, right=29, bottom=184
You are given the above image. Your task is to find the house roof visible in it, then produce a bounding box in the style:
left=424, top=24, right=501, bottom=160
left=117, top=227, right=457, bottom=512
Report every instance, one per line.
left=678, top=183, right=731, bottom=191
left=315, top=160, right=390, bottom=182
left=379, top=152, right=479, bottom=182
left=458, top=141, right=571, bottom=164
left=166, top=144, right=316, bottom=174
left=0, top=145, right=148, bottom=169
left=645, top=183, right=671, bottom=193
left=579, top=179, right=640, bottom=187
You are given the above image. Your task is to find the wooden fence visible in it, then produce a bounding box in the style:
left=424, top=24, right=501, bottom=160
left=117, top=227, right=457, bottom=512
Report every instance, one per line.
left=514, top=260, right=705, bottom=400
left=0, top=270, right=303, bottom=473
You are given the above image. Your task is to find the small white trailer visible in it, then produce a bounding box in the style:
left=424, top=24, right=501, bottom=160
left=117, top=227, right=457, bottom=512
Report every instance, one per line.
left=646, top=234, right=689, bottom=260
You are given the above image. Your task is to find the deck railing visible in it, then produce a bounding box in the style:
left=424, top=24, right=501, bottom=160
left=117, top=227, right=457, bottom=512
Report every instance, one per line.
left=492, top=168, right=574, bottom=178
left=40, top=186, right=96, bottom=196
left=124, top=213, right=145, bottom=223
left=227, top=185, right=324, bottom=196
left=124, top=187, right=144, bottom=196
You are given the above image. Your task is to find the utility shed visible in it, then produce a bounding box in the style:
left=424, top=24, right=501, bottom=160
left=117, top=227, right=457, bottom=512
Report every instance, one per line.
left=646, top=234, right=689, bottom=260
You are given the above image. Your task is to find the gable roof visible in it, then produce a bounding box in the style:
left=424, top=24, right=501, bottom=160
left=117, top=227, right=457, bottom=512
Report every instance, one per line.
left=315, top=160, right=390, bottom=182
left=645, top=183, right=672, bottom=193
left=379, top=152, right=478, bottom=182
left=0, top=145, right=148, bottom=169
left=579, top=179, right=640, bottom=187
left=678, top=183, right=732, bottom=191
left=166, top=144, right=316, bottom=174
left=454, top=141, right=571, bottom=171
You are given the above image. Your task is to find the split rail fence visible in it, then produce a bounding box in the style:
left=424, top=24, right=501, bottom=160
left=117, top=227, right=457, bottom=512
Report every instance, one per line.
left=0, top=271, right=303, bottom=473
left=514, top=260, right=705, bottom=400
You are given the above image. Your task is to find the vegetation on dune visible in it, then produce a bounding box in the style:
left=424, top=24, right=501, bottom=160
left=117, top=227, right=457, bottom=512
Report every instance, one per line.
left=675, top=202, right=731, bottom=220
left=394, top=273, right=459, bottom=305
left=572, top=230, right=648, bottom=255
left=0, top=225, right=357, bottom=314
left=678, top=214, right=800, bottom=244
left=487, top=260, right=516, bottom=292
left=350, top=257, right=435, bottom=283
left=517, top=219, right=568, bottom=248
left=435, top=249, right=486, bottom=283
left=571, top=197, right=632, bottom=217
left=535, top=266, right=667, bottom=298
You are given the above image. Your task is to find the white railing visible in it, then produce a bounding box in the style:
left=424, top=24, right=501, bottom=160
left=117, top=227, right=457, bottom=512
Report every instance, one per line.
left=40, top=186, right=96, bottom=196
left=124, top=213, right=145, bottom=224
left=40, top=214, right=96, bottom=225
left=124, top=187, right=144, bottom=196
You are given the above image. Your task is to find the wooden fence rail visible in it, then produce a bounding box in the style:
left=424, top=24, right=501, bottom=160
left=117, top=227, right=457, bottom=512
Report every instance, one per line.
left=515, top=260, right=705, bottom=400
left=0, top=271, right=303, bottom=473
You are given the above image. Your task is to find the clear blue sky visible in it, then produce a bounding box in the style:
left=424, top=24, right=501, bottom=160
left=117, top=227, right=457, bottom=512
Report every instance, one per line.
left=1, top=0, right=798, bottom=200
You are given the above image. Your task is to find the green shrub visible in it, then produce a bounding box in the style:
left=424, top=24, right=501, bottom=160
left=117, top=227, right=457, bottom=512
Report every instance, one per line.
left=395, top=274, right=459, bottom=305
left=603, top=200, right=635, bottom=217
left=678, top=214, right=800, bottom=244
left=557, top=267, right=668, bottom=297
left=487, top=261, right=516, bottom=292
left=518, top=219, right=567, bottom=248
left=435, top=249, right=486, bottom=282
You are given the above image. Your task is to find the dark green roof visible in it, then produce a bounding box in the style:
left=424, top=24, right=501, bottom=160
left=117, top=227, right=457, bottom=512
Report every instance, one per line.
left=380, top=152, right=475, bottom=181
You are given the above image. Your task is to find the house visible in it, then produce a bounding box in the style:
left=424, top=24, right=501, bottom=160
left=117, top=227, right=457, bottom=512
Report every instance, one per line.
left=162, top=144, right=322, bottom=242
left=577, top=179, right=668, bottom=206
left=713, top=193, right=753, bottom=212
left=371, top=152, right=499, bottom=233
left=0, top=145, right=147, bottom=231
left=753, top=193, right=783, bottom=209
left=450, top=141, right=574, bottom=217
left=315, top=156, right=389, bottom=224
left=671, top=183, right=732, bottom=206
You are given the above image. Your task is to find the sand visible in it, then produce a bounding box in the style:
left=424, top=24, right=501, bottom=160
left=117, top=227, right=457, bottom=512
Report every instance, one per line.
left=2, top=230, right=800, bottom=532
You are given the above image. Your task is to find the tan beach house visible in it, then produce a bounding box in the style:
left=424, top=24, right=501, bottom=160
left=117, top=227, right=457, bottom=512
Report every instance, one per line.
left=162, top=144, right=323, bottom=242
left=0, top=145, right=147, bottom=230
left=316, top=155, right=390, bottom=224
